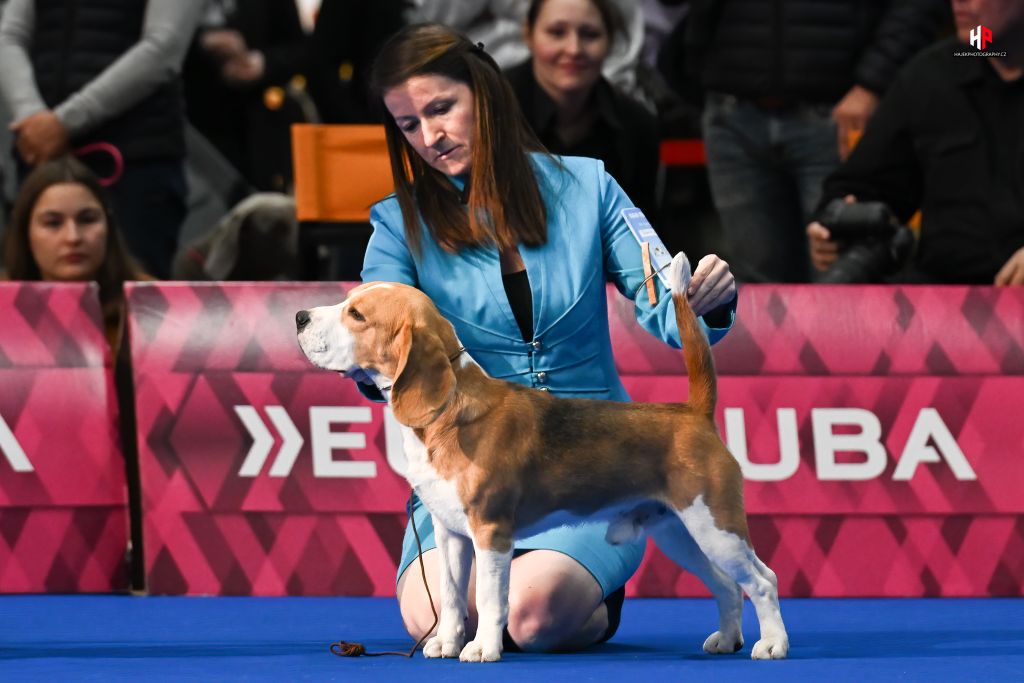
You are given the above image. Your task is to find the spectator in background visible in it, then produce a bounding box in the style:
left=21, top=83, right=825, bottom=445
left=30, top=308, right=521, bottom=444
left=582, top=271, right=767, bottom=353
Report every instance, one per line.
left=408, top=0, right=648, bottom=101
left=183, top=0, right=313, bottom=192
left=306, top=0, right=407, bottom=123
left=504, top=0, right=660, bottom=220
left=807, top=0, right=1024, bottom=286
left=406, top=0, right=531, bottom=71
left=3, top=155, right=150, bottom=589
left=679, top=0, right=948, bottom=283
left=2, top=156, right=147, bottom=349
left=0, top=0, right=204, bottom=279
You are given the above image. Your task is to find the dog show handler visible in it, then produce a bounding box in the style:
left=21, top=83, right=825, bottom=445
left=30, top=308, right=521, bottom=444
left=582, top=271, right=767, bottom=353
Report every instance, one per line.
left=355, top=23, right=739, bottom=653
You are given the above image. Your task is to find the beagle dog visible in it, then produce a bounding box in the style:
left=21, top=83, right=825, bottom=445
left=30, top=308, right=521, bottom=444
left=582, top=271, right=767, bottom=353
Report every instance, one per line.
left=295, top=253, right=789, bottom=663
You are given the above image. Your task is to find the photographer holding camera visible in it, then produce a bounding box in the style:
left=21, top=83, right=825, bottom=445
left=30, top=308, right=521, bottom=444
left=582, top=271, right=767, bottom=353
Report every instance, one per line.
left=811, top=196, right=917, bottom=283
left=807, top=0, right=1024, bottom=286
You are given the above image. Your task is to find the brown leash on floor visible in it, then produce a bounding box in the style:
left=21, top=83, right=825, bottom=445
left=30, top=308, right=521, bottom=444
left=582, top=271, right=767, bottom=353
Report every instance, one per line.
left=329, top=491, right=439, bottom=658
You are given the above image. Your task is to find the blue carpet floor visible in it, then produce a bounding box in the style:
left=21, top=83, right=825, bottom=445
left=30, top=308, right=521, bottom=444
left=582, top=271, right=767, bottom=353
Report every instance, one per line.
left=1, top=596, right=1021, bottom=682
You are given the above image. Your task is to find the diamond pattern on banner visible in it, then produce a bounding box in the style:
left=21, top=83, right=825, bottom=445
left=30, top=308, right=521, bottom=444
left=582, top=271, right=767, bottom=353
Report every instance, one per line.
left=0, top=508, right=129, bottom=592
left=627, top=515, right=1024, bottom=597
left=131, top=284, right=411, bottom=594
left=145, top=507, right=405, bottom=596
left=0, top=370, right=127, bottom=507
left=0, top=283, right=128, bottom=594
left=0, top=283, right=108, bottom=368
left=128, top=282, right=348, bottom=372
left=610, top=285, right=1024, bottom=376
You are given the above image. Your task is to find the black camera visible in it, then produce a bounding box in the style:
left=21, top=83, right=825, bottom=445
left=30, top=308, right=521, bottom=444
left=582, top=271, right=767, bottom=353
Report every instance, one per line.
left=816, top=199, right=915, bottom=283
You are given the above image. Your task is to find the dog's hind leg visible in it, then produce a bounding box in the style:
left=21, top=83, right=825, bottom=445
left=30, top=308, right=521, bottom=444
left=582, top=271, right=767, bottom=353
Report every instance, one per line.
left=423, top=519, right=473, bottom=658
left=674, top=496, right=789, bottom=660
left=651, top=519, right=744, bottom=654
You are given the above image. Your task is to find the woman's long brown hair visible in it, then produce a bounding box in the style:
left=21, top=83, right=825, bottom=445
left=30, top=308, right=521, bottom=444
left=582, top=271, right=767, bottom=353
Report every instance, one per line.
left=3, top=156, right=146, bottom=338
left=370, top=23, right=553, bottom=255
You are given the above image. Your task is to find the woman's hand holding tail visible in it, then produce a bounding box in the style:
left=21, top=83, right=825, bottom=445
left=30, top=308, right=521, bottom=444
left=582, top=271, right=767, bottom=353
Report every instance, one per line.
left=686, top=255, right=736, bottom=317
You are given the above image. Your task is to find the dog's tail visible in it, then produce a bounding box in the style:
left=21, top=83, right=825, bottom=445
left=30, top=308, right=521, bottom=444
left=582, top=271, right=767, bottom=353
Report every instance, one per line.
left=667, top=253, right=716, bottom=417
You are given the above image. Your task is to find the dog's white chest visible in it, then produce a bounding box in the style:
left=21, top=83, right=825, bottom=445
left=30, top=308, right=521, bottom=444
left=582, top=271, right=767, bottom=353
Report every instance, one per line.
left=400, top=427, right=470, bottom=536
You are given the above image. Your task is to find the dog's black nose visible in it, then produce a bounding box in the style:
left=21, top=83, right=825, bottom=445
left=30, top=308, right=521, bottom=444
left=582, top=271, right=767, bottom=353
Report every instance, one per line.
left=296, top=310, right=311, bottom=331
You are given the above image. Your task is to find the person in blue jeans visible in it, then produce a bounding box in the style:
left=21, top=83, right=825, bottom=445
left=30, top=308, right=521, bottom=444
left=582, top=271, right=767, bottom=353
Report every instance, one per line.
left=355, top=23, right=738, bottom=653
left=682, top=0, right=948, bottom=283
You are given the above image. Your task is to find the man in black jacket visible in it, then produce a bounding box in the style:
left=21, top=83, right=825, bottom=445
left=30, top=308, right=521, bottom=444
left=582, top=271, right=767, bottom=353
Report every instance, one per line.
left=807, top=0, right=1024, bottom=286
left=183, top=0, right=405, bottom=193
left=183, top=0, right=311, bottom=193
left=687, top=0, right=948, bottom=283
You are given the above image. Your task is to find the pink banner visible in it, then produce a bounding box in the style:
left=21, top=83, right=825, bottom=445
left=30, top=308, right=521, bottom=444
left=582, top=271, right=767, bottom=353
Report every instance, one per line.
left=625, top=376, right=1023, bottom=515
left=610, top=285, right=1024, bottom=376
left=128, top=283, right=1023, bottom=596
left=629, top=514, right=1024, bottom=598
left=0, top=283, right=129, bottom=592
left=128, top=283, right=411, bottom=595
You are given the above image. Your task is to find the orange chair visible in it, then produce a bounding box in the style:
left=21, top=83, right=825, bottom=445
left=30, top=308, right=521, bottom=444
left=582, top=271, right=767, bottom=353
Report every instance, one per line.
left=291, top=124, right=395, bottom=279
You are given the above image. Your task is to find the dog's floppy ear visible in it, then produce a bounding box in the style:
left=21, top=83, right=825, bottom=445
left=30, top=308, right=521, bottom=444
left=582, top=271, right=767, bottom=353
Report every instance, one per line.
left=203, top=204, right=247, bottom=280
left=390, top=322, right=456, bottom=428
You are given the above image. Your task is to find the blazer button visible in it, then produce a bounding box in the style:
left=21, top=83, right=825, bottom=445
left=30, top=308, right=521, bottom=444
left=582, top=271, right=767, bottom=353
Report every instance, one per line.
left=536, top=371, right=547, bottom=383
left=531, top=340, right=542, bottom=351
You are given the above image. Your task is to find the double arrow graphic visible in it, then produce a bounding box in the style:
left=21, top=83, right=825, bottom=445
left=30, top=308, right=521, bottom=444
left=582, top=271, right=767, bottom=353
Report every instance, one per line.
left=233, top=405, right=379, bottom=478
left=234, top=406, right=302, bottom=477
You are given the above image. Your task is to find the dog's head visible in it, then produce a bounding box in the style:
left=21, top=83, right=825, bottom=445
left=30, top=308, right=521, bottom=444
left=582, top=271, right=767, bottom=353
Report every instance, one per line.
left=296, top=282, right=460, bottom=428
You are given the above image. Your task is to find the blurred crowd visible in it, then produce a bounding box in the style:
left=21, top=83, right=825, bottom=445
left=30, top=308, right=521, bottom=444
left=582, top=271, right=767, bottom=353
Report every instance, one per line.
left=0, top=0, right=1022, bottom=289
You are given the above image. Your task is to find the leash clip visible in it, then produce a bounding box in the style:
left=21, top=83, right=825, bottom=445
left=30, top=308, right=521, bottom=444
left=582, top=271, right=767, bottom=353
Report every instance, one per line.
left=633, top=260, right=670, bottom=302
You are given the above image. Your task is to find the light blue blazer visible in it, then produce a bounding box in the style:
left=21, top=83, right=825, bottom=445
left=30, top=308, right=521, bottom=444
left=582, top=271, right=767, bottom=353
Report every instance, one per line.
left=361, top=154, right=734, bottom=401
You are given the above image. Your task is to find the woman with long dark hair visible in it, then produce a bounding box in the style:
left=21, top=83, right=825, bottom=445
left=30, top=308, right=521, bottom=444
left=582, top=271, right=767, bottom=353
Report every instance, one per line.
left=3, top=155, right=148, bottom=351
left=3, top=155, right=150, bottom=589
left=361, top=23, right=738, bottom=654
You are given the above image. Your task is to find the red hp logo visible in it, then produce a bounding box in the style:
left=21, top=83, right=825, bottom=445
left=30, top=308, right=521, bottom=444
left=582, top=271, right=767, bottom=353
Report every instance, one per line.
left=970, top=25, right=993, bottom=50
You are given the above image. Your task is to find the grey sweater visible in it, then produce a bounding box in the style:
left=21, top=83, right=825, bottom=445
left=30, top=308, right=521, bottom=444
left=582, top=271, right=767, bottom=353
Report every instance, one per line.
left=0, top=0, right=204, bottom=136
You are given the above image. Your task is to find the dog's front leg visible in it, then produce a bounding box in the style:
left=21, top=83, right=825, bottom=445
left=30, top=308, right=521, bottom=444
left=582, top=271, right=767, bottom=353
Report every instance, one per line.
left=423, top=518, right=472, bottom=658
left=460, top=528, right=513, bottom=662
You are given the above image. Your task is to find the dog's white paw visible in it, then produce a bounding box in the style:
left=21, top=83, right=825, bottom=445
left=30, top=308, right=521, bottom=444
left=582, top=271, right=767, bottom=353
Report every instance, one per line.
left=751, top=636, right=789, bottom=660
left=669, top=252, right=692, bottom=297
left=423, top=635, right=463, bottom=658
left=703, top=630, right=743, bottom=654
left=458, top=639, right=502, bottom=663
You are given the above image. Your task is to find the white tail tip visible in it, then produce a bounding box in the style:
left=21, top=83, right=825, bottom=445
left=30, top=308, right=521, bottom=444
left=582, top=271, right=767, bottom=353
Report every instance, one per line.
left=669, top=252, right=692, bottom=296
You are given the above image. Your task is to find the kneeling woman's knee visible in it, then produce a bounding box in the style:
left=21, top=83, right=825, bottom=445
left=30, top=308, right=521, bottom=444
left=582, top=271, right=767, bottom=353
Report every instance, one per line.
left=399, top=593, right=441, bottom=641
left=506, top=593, right=584, bottom=652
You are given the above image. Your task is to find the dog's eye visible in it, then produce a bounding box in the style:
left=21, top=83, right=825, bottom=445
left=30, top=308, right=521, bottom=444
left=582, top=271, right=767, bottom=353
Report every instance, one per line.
left=348, top=307, right=365, bottom=322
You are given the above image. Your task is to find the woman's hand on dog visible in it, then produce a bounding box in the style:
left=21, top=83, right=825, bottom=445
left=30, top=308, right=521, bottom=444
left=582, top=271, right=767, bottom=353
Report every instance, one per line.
left=686, top=255, right=736, bottom=316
